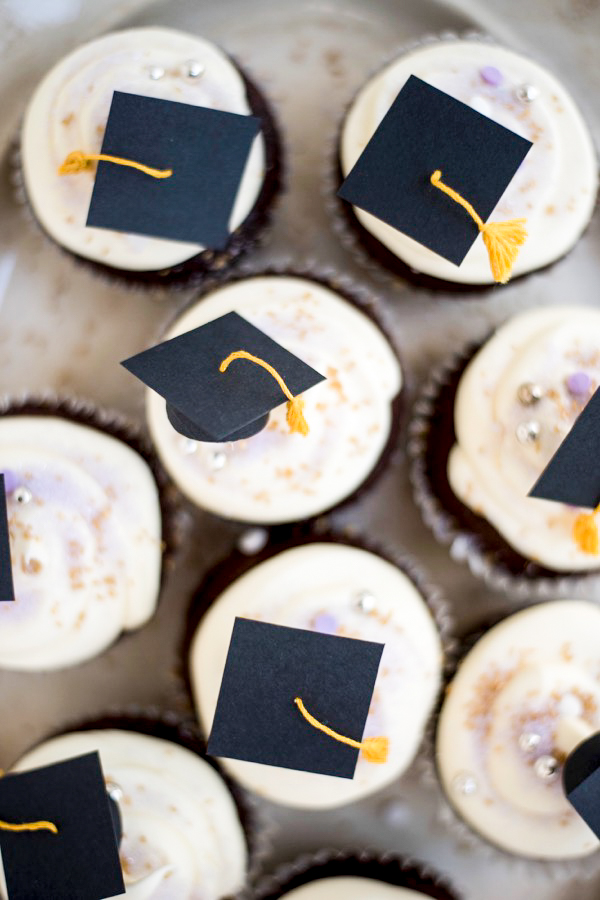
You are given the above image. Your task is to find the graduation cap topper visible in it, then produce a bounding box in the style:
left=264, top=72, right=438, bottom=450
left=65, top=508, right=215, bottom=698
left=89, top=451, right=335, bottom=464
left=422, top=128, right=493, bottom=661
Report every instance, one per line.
left=58, top=90, right=261, bottom=249
left=338, top=75, right=533, bottom=283
left=207, top=618, right=388, bottom=779
left=0, top=474, right=15, bottom=602
left=122, top=312, right=326, bottom=443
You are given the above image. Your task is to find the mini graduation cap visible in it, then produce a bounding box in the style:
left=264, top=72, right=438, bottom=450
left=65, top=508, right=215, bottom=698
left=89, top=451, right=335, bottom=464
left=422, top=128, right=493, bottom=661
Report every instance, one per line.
left=562, top=720, right=600, bottom=840
left=0, top=474, right=15, bottom=602
left=207, top=618, right=387, bottom=778
left=338, top=75, right=533, bottom=284
left=58, top=90, right=260, bottom=250
left=121, top=311, right=326, bottom=442
left=0, top=752, right=125, bottom=900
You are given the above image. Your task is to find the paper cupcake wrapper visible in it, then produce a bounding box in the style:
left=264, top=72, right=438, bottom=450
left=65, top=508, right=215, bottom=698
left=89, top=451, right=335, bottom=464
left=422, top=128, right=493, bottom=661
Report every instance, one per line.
left=407, top=350, right=600, bottom=604
left=238, top=847, right=462, bottom=900
left=15, top=703, right=276, bottom=895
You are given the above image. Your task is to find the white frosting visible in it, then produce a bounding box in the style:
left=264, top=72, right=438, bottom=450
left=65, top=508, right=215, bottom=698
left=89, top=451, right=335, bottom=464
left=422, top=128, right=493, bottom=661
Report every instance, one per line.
left=340, top=41, right=597, bottom=284
left=190, top=543, right=442, bottom=809
left=277, top=878, right=431, bottom=899
left=9, top=729, right=248, bottom=899
left=146, top=276, right=402, bottom=524
left=22, top=27, right=266, bottom=271
left=437, top=601, right=600, bottom=859
left=0, top=416, right=162, bottom=670
left=448, top=306, right=600, bottom=571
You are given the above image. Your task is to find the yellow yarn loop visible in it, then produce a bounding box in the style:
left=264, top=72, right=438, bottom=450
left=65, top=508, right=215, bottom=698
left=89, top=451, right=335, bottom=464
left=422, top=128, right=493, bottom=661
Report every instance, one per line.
left=430, top=170, right=527, bottom=284
left=0, top=819, right=58, bottom=834
left=219, top=351, right=309, bottom=436
left=294, top=697, right=389, bottom=764
left=58, top=150, right=173, bottom=179
left=573, top=511, right=599, bottom=556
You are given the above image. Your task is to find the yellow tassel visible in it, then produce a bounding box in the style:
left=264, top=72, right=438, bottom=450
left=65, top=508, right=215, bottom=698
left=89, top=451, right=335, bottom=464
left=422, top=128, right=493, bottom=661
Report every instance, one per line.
left=430, top=170, right=527, bottom=284
left=294, top=697, right=388, bottom=764
left=573, top=512, right=599, bottom=555
left=59, top=150, right=172, bottom=179
left=0, top=819, right=58, bottom=834
left=219, top=350, right=309, bottom=436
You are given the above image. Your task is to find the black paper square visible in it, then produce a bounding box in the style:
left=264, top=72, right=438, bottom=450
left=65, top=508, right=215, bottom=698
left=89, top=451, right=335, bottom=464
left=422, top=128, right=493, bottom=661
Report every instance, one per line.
left=564, top=733, right=600, bottom=839
left=121, top=311, right=325, bottom=442
left=86, top=91, right=260, bottom=249
left=529, top=387, right=600, bottom=509
left=0, top=474, right=14, bottom=602
left=338, top=75, right=532, bottom=266
left=0, top=752, right=124, bottom=900
left=207, top=618, right=385, bottom=779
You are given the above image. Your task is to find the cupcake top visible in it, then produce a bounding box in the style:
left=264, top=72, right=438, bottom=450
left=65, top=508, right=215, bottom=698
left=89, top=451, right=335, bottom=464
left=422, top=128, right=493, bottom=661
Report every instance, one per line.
left=448, top=306, right=600, bottom=572
left=21, top=27, right=266, bottom=272
left=272, top=880, right=433, bottom=899
left=10, top=728, right=248, bottom=898
left=146, top=275, right=402, bottom=524
left=0, top=415, right=162, bottom=670
left=437, top=600, right=600, bottom=859
left=190, top=542, right=443, bottom=809
left=340, top=40, right=597, bottom=284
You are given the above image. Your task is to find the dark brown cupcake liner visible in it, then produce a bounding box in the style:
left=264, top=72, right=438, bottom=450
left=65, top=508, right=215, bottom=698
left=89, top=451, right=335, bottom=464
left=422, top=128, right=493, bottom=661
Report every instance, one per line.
left=145, top=260, right=407, bottom=530
left=12, top=57, right=283, bottom=294
left=407, top=346, right=600, bottom=603
left=238, top=848, right=462, bottom=900
left=12, top=704, right=275, bottom=895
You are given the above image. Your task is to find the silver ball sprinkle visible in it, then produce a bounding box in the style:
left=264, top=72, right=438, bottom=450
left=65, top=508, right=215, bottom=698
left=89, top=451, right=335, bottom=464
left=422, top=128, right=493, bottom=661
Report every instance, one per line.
left=211, top=451, right=227, bottom=471
left=534, top=755, right=559, bottom=780
left=148, top=65, right=165, bottom=80
left=179, top=437, right=198, bottom=455
left=517, top=382, right=544, bottom=406
left=13, top=486, right=32, bottom=504
left=105, top=780, right=123, bottom=802
left=355, top=590, right=376, bottom=613
left=237, top=527, right=269, bottom=556
left=519, top=731, right=541, bottom=753
left=452, top=772, right=478, bottom=796
left=516, top=420, right=541, bottom=444
left=515, top=83, right=539, bottom=103
left=185, top=59, right=205, bottom=78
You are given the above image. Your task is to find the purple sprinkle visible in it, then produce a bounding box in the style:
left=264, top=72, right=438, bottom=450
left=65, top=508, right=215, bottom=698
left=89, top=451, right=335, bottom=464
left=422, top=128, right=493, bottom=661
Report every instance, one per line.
left=313, top=612, right=338, bottom=635
left=480, top=65, right=504, bottom=87
left=566, top=371, right=592, bottom=396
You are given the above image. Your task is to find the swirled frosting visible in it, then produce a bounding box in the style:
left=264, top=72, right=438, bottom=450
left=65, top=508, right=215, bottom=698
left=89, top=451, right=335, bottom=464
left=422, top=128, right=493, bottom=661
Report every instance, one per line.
left=22, top=27, right=266, bottom=271
left=190, top=543, right=442, bottom=809
left=276, top=879, right=432, bottom=899
left=0, top=416, right=162, bottom=670
left=437, top=601, right=600, bottom=859
left=448, top=306, right=600, bottom=571
left=9, top=729, right=248, bottom=898
left=340, top=41, right=597, bottom=284
left=146, top=276, right=401, bottom=524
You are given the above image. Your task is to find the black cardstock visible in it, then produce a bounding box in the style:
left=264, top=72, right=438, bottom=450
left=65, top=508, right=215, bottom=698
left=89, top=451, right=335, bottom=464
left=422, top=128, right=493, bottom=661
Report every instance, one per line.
left=0, top=753, right=125, bottom=900
left=207, top=618, right=384, bottom=779
left=121, top=311, right=325, bottom=443
left=338, top=75, right=532, bottom=265
left=0, top=474, right=15, bottom=602
left=563, top=733, right=600, bottom=839
left=86, top=91, right=260, bottom=249
left=529, top=387, right=600, bottom=509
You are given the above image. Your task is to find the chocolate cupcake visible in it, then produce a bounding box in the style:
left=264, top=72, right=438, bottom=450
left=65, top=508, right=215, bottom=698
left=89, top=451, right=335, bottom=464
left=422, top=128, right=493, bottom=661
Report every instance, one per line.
left=244, top=849, right=460, bottom=900
left=186, top=532, right=451, bottom=810
left=436, top=601, right=600, bottom=864
left=0, top=394, right=178, bottom=671
left=18, top=27, right=281, bottom=290
left=144, top=271, right=403, bottom=525
left=409, top=306, right=600, bottom=598
left=336, top=38, right=597, bottom=288
left=7, top=711, right=266, bottom=898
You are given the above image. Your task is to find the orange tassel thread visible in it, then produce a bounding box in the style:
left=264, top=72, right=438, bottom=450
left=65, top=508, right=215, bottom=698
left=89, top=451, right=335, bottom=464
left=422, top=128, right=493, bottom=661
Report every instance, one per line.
left=294, top=697, right=388, bottom=764
left=0, top=819, right=58, bottom=834
left=573, top=508, right=599, bottom=556
left=59, top=151, right=172, bottom=179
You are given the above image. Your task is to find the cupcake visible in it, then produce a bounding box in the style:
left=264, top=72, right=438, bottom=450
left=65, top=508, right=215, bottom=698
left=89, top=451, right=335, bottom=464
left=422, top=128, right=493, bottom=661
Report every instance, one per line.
left=188, top=536, right=447, bottom=809
left=7, top=715, right=256, bottom=898
left=0, top=396, right=167, bottom=671
left=337, top=39, right=597, bottom=287
left=436, top=600, right=600, bottom=861
left=143, top=272, right=402, bottom=525
left=410, top=306, right=600, bottom=595
left=19, top=27, right=281, bottom=289
left=247, top=850, right=460, bottom=900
